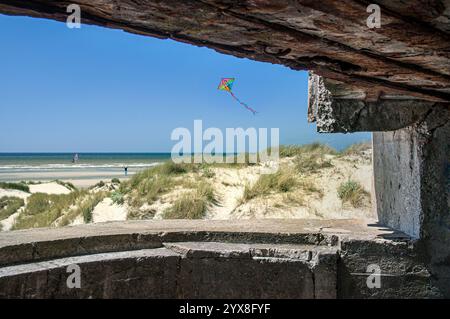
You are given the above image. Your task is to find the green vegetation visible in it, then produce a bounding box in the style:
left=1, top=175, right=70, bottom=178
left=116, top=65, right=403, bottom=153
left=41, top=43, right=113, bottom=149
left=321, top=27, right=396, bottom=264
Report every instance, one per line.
left=12, top=192, right=83, bottom=230
left=81, top=192, right=106, bottom=223
left=127, top=208, right=156, bottom=220
left=295, top=153, right=333, bottom=173
left=58, top=192, right=107, bottom=226
left=337, top=180, right=370, bottom=208
left=11, top=190, right=107, bottom=230
left=340, top=142, right=371, bottom=156
left=93, top=181, right=105, bottom=188
left=299, top=180, right=323, bottom=197
left=0, top=182, right=30, bottom=193
left=277, top=143, right=337, bottom=158
left=241, top=168, right=297, bottom=202
left=55, top=180, right=77, bottom=191
left=163, top=182, right=216, bottom=219
left=110, top=191, right=125, bottom=205
left=202, top=167, right=215, bottom=178
left=121, top=161, right=197, bottom=209
left=111, top=178, right=121, bottom=184
left=0, top=196, right=25, bottom=220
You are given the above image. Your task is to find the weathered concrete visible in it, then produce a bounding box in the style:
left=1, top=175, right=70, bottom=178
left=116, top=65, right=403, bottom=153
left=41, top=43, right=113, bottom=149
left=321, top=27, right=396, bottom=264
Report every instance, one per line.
left=1, top=0, right=450, bottom=101
left=0, top=248, right=180, bottom=298
left=0, top=241, right=337, bottom=299
left=373, top=104, right=450, bottom=296
left=0, top=219, right=394, bottom=267
left=308, top=73, right=442, bottom=133
left=338, top=238, right=440, bottom=298
left=0, top=219, right=444, bottom=298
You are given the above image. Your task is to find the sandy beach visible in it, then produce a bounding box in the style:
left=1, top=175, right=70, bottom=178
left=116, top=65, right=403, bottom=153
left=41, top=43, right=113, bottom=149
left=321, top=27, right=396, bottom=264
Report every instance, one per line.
left=0, top=153, right=168, bottom=188
left=0, top=145, right=375, bottom=232
left=0, top=169, right=134, bottom=188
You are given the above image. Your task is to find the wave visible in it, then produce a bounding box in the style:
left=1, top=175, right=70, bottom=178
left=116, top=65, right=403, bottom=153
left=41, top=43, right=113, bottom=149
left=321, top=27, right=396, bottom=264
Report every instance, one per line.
left=0, top=162, right=160, bottom=171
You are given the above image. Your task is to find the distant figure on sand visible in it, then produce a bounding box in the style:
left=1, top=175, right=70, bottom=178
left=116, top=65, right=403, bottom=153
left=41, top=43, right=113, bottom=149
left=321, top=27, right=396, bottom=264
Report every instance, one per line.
left=124, top=167, right=128, bottom=176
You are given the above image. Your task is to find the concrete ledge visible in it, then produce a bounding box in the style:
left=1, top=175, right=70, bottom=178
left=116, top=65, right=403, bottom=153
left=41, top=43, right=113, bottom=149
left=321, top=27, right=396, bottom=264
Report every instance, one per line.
left=0, top=219, right=405, bottom=267
left=1, top=219, right=440, bottom=298
left=0, top=242, right=338, bottom=299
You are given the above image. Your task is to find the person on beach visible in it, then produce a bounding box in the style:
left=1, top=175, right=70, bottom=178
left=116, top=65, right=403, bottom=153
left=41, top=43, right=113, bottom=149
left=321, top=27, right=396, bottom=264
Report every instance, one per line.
left=124, top=167, right=128, bottom=176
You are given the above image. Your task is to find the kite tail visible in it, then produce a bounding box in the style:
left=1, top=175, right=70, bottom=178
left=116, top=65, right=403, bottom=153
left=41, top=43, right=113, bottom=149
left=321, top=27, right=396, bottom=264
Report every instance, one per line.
left=229, top=91, right=257, bottom=115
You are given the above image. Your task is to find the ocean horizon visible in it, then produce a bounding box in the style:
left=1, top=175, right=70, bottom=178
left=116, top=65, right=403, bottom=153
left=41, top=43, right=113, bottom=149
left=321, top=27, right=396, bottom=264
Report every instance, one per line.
left=0, top=153, right=174, bottom=185
left=0, top=153, right=172, bottom=170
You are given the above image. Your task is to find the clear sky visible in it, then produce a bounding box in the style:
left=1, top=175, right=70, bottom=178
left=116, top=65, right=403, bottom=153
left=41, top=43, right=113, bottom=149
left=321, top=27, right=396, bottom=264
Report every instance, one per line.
left=0, top=14, right=370, bottom=153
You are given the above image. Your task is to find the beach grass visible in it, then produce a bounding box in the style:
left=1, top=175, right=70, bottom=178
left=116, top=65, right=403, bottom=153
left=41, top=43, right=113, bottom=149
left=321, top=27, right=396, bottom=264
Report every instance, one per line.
left=55, top=180, right=77, bottom=191
left=0, top=182, right=30, bottom=193
left=12, top=191, right=86, bottom=230
left=163, top=181, right=216, bottom=219
left=0, top=196, right=25, bottom=220
left=337, top=180, right=370, bottom=208
left=276, top=143, right=337, bottom=158
left=58, top=192, right=107, bottom=226
left=111, top=191, right=125, bottom=205
left=81, top=192, right=106, bottom=223
left=340, top=142, right=372, bottom=156
left=295, top=152, right=333, bottom=174
left=241, top=167, right=297, bottom=203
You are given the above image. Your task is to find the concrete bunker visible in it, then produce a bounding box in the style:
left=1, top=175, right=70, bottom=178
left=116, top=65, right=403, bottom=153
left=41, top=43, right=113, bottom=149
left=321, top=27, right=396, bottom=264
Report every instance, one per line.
left=0, top=0, right=448, bottom=298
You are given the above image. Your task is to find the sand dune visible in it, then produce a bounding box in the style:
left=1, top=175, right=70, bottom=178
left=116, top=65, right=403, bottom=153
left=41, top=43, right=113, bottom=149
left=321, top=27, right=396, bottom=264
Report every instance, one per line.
left=29, top=182, right=72, bottom=195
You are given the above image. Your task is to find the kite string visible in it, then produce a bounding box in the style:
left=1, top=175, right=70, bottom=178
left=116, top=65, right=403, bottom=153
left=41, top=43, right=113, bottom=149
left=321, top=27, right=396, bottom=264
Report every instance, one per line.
left=229, top=91, right=257, bottom=115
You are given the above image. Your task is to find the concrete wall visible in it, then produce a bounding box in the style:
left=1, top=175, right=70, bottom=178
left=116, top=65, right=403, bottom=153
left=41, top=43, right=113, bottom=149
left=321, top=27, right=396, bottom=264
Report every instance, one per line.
left=373, top=105, right=450, bottom=296
left=373, top=128, right=422, bottom=238
left=0, top=220, right=444, bottom=298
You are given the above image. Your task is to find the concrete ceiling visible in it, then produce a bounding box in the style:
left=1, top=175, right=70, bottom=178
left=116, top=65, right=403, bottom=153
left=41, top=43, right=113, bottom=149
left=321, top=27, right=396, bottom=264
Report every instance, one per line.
left=1, top=0, right=450, bottom=102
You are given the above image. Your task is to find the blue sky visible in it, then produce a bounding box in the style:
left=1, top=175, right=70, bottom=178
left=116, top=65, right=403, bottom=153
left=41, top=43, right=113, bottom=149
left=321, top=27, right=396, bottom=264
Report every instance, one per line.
left=0, top=14, right=370, bottom=152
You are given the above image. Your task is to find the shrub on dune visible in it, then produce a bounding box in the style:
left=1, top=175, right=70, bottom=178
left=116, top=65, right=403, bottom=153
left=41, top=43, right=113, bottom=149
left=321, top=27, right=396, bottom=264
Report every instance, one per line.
left=0, top=182, right=30, bottom=193
left=0, top=196, right=25, bottom=221
left=337, top=180, right=370, bottom=208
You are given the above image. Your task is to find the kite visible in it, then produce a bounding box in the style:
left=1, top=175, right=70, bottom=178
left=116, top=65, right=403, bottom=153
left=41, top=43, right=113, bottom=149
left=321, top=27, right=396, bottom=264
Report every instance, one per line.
left=218, top=78, right=257, bottom=115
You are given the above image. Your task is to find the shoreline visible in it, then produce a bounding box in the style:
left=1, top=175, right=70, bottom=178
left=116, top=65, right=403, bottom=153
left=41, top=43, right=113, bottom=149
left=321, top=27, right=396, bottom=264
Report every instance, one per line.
left=0, top=168, right=142, bottom=188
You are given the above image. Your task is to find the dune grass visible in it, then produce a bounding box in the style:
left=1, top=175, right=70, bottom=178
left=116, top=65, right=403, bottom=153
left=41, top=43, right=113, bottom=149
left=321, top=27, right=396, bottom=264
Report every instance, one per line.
left=80, top=192, right=107, bottom=223
left=55, top=180, right=77, bottom=191
left=110, top=191, right=125, bottom=205
left=122, top=161, right=197, bottom=209
left=299, top=179, right=324, bottom=197
left=337, top=180, right=370, bottom=208
left=340, top=142, right=371, bottom=156
left=12, top=190, right=91, bottom=230
left=0, top=196, right=25, bottom=221
left=295, top=153, right=333, bottom=174
left=276, top=143, right=337, bottom=158
left=57, top=192, right=107, bottom=226
left=241, top=168, right=297, bottom=203
left=163, top=181, right=216, bottom=219
left=0, top=182, right=30, bottom=193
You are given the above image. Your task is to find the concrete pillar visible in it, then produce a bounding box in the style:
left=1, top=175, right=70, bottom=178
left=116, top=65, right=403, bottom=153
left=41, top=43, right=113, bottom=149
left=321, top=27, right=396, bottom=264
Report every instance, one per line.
left=373, top=105, right=449, bottom=296
left=308, top=73, right=450, bottom=296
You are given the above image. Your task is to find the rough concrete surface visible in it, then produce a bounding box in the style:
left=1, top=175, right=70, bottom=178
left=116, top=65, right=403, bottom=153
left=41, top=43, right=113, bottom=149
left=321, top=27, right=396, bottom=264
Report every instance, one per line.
left=0, top=219, right=444, bottom=298
left=373, top=105, right=450, bottom=297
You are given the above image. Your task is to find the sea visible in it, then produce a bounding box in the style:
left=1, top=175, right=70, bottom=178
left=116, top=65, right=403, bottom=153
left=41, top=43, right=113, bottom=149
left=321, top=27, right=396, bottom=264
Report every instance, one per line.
left=0, top=153, right=172, bottom=184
